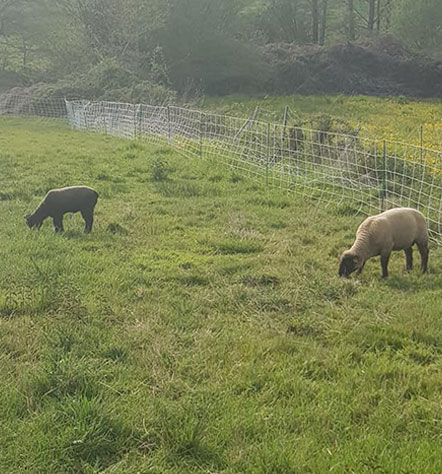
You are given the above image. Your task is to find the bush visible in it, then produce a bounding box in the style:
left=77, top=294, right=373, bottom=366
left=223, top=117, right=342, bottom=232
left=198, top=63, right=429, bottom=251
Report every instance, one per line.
left=1, top=59, right=177, bottom=106
left=150, top=157, right=171, bottom=182
left=262, top=35, right=442, bottom=97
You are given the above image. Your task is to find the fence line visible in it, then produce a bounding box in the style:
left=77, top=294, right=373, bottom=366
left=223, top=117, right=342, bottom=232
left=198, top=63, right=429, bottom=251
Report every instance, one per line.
left=0, top=94, right=67, bottom=118
left=2, top=94, right=442, bottom=243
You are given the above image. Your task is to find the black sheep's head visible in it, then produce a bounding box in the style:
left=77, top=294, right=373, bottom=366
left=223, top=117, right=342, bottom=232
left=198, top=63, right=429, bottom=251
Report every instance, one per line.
left=339, top=252, right=361, bottom=277
left=24, top=214, right=38, bottom=229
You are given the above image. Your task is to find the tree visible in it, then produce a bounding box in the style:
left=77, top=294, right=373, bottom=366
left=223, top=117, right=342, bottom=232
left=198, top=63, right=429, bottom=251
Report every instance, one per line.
left=368, top=0, right=376, bottom=30
left=157, top=0, right=269, bottom=94
left=346, top=0, right=355, bottom=41
left=392, top=0, right=442, bottom=49
left=0, top=0, right=42, bottom=75
left=1, top=0, right=441, bottom=96
left=240, top=0, right=311, bottom=45
left=311, top=0, right=328, bottom=45
left=311, top=0, right=319, bottom=43
left=319, top=0, right=328, bottom=45
left=42, top=0, right=166, bottom=78
left=0, top=0, right=22, bottom=36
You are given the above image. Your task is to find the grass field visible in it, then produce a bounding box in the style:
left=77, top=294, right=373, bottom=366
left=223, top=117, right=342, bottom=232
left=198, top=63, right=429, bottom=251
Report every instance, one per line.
left=204, top=95, right=442, bottom=150
left=2, top=117, right=442, bottom=473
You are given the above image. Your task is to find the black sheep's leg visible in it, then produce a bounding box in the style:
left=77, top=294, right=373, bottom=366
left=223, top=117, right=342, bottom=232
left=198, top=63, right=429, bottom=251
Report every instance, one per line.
left=81, top=209, right=94, bottom=234
left=404, top=247, right=413, bottom=271
left=417, top=242, right=429, bottom=273
left=53, top=215, right=64, bottom=233
left=380, top=253, right=390, bottom=278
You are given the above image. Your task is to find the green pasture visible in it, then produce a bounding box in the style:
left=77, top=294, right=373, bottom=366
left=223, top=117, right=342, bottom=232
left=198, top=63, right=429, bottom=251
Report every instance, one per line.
left=204, top=95, right=442, bottom=150
left=1, top=117, right=442, bottom=473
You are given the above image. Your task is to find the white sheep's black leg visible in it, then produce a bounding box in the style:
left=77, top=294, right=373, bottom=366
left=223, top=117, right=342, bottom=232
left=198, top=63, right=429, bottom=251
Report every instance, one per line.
left=81, top=209, right=94, bottom=234
left=404, top=247, right=413, bottom=271
left=417, top=242, right=429, bottom=273
left=53, top=215, right=64, bottom=233
left=380, top=253, right=390, bottom=278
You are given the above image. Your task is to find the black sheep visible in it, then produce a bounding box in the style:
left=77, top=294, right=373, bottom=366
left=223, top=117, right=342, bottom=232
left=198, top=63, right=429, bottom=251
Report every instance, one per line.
left=25, top=186, right=99, bottom=233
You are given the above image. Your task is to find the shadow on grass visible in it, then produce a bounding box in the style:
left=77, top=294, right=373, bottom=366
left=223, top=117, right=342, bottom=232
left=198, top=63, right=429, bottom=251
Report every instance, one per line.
left=382, top=272, right=442, bottom=293
left=207, top=238, right=263, bottom=255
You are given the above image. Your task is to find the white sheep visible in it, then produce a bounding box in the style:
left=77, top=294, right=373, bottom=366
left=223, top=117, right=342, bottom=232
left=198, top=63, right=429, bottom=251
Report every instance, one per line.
left=25, top=186, right=99, bottom=233
left=339, top=207, right=429, bottom=278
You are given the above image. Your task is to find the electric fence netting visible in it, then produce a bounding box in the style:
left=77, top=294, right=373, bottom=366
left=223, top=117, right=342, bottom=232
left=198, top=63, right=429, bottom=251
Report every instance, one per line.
left=2, top=94, right=442, bottom=243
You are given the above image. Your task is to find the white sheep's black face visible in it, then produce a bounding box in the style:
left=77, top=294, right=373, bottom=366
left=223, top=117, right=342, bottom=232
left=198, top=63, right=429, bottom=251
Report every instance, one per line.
left=339, top=254, right=359, bottom=277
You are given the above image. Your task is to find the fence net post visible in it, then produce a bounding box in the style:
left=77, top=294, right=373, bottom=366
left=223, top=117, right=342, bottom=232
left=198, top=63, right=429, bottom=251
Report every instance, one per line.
left=137, top=104, right=143, bottom=139
left=266, top=122, right=270, bottom=186
left=381, top=140, right=387, bottom=212
left=199, top=112, right=204, bottom=158
left=167, top=106, right=171, bottom=144
left=420, top=125, right=424, bottom=165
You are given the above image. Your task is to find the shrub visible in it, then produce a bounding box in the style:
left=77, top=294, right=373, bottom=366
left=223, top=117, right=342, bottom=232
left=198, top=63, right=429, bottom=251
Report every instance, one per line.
left=150, top=157, right=171, bottom=182
left=1, top=59, right=177, bottom=106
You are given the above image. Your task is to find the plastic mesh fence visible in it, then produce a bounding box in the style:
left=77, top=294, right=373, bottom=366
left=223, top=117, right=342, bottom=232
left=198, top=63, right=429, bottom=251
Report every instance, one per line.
left=2, top=94, right=442, bottom=243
